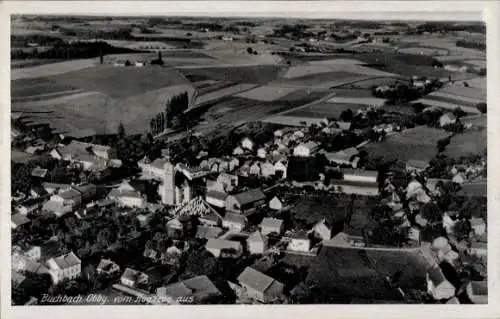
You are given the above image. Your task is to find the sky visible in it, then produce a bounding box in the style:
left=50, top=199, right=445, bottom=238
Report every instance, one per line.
left=4, top=1, right=485, bottom=22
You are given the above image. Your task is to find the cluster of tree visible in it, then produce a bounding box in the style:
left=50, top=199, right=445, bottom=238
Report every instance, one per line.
left=372, top=81, right=441, bottom=104
left=330, top=32, right=358, bottom=43
left=57, top=26, right=133, bottom=40
left=149, top=92, right=189, bottom=135
left=11, top=156, right=83, bottom=195
left=476, top=102, right=487, bottom=114
left=246, top=47, right=258, bottom=55
left=456, top=40, right=486, bottom=51
left=415, top=22, right=485, bottom=34
left=11, top=40, right=145, bottom=60
left=11, top=34, right=64, bottom=47
left=273, top=24, right=313, bottom=39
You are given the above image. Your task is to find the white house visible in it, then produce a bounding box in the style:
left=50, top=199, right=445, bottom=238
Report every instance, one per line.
left=269, top=196, right=284, bottom=211
left=293, top=142, right=319, bottom=157
left=222, top=213, right=247, bottom=232
left=247, top=231, right=267, bottom=254
left=274, top=161, right=288, bottom=179
left=442, top=212, right=457, bottom=234
left=233, top=146, right=245, bottom=156
left=426, top=266, right=456, bottom=300
left=107, top=181, right=146, bottom=208
left=261, top=161, right=276, bottom=178
left=257, top=148, right=267, bottom=159
left=249, top=162, right=262, bottom=176
left=439, top=112, right=457, bottom=127
left=23, top=245, right=42, bottom=261
left=342, top=169, right=378, bottom=184
left=120, top=268, right=149, bottom=288
left=288, top=230, right=311, bottom=252
left=310, top=218, right=331, bottom=241
left=97, top=259, right=120, bottom=275
left=241, top=137, right=254, bottom=151
left=260, top=217, right=284, bottom=236
left=205, top=238, right=243, bottom=258
left=237, top=267, right=284, bottom=303
left=471, top=217, right=486, bottom=236
left=46, top=251, right=82, bottom=285
left=205, top=190, right=228, bottom=208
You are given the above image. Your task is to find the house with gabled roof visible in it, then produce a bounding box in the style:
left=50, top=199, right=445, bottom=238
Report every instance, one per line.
left=426, top=265, right=456, bottom=301
left=222, top=213, right=247, bottom=232
left=309, top=218, right=332, bottom=241
left=269, top=196, right=284, bottom=211
left=466, top=280, right=487, bottom=304
left=237, top=267, right=284, bottom=303
left=406, top=159, right=430, bottom=173
left=247, top=231, right=267, bottom=254
left=11, top=214, right=31, bottom=230
left=205, top=238, right=243, bottom=258
left=46, top=251, right=81, bottom=284
left=195, top=225, right=224, bottom=239
left=120, top=268, right=149, bottom=288
left=260, top=217, right=284, bottom=236
left=31, top=167, right=48, bottom=179
left=97, top=259, right=120, bottom=276
left=226, top=188, right=267, bottom=214
left=288, top=230, right=311, bottom=252
left=156, top=275, right=221, bottom=304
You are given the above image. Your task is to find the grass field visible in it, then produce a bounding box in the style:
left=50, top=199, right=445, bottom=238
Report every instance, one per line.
left=363, top=126, right=452, bottom=163
left=414, top=98, right=481, bottom=114
left=444, top=129, right=487, bottom=158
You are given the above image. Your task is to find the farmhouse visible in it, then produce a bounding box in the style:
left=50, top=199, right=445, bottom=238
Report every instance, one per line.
left=97, top=259, right=120, bottom=276
left=156, top=275, right=221, bottom=304
left=196, top=225, right=224, bottom=239
left=293, top=142, right=319, bottom=157
left=260, top=217, right=284, bottom=236
left=426, top=266, right=456, bottom=301
left=216, top=173, right=238, bottom=192
left=222, top=213, right=247, bottom=232
left=31, top=167, right=48, bottom=179
left=225, top=189, right=267, bottom=214
left=269, top=196, right=284, bottom=210
left=439, top=112, right=457, bottom=127
left=247, top=231, right=267, bottom=254
left=466, top=281, right=487, bottom=304
left=406, top=159, right=430, bottom=173
left=342, top=168, right=378, bottom=184
left=241, top=137, right=254, bottom=151
left=330, top=180, right=379, bottom=196
left=310, top=218, right=332, bottom=241
left=107, top=181, right=146, bottom=208
left=46, top=251, right=82, bottom=285
left=288, top=230, right=311, bottom=252
left=237, top=267, right=284, bottom=303
left=321, top=147, right=360, bottom=167
left=205, top=190, right=228, bottom=208
left=120, top=268, right=149, bottom=288
left=205, top=238, right=243, bottom=258
left=16, top=197, right=45, bottom=216
left=274, top=160, right=288, bottom=179
left=11, top=214, right=31, bottom=230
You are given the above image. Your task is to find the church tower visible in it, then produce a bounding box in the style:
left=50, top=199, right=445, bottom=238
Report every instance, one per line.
left=162, top=149, right=176, bottom=205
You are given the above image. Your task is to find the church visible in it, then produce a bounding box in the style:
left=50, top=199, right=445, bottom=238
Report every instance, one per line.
left=158, top=150, right=211, bottom=206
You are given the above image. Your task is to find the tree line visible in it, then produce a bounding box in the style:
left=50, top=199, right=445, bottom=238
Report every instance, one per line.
left=149, top=92, right=190, bottom=135
left=11, top=40, right=145, bottom=60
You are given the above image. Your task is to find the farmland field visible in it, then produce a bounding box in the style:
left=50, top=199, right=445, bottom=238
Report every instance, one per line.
left=177, top=65, right=284, bottom=84
left=234, top=85, right=298, bottom=101
left=287, top=102, right=368, bottom=119
left=11, top=59, right=98, bottom=80
left=444, top=129, right=487, bottom=158
left=363, top=126, right=452, bottom=163
left=12, top=65, right=191, bottom=100
left=327, top=96, right=386, bottom=106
